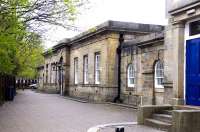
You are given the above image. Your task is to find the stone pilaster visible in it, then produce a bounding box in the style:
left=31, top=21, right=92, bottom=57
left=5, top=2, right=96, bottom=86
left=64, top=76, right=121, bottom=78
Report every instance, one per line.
left=172, top=23, right=185, bottom=105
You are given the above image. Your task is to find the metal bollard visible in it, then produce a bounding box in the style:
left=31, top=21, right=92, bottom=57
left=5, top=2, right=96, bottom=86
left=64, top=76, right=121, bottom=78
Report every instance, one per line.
left=115, top=126, right=124, bottom=132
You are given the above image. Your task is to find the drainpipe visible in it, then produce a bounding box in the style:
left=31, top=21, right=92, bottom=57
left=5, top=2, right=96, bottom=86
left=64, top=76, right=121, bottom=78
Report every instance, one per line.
left=114, top=34, right=124, bottom=103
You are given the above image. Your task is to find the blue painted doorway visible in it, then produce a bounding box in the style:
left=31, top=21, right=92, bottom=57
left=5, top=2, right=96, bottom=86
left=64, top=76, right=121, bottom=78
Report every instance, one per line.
left=186, top=38, right=200, bottom=106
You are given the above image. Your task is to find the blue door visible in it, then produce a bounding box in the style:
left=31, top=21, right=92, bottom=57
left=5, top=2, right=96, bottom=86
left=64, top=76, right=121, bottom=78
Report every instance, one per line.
left=186, top=38, right=200, bottom=106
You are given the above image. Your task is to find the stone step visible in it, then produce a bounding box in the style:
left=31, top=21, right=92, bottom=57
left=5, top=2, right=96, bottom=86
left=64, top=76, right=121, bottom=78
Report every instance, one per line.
left=160, top=110, right=172, bottom=115
left=153, top=114, right=172, bottom=123
left=145, top=118, right=172, bottom=131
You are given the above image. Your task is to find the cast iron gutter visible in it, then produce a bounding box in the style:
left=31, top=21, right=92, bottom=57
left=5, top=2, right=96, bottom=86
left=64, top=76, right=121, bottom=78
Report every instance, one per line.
left=114, top=34, right=124, bottom=103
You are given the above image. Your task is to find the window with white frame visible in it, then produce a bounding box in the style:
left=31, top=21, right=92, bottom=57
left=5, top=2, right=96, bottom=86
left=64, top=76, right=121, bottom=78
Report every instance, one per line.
left=154, top=61, right=164, bottom=88
left=127, top=64, right=135, bottom=87
left=83, top=55, right=89, bottom=84
left=74, top=58, right=78, bottom=84
left=95, top=52, right=100, bottom=84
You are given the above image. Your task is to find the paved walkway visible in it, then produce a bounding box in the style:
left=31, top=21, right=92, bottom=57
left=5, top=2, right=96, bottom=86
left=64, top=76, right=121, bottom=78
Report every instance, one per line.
left=0, top=90, right=164, bottom=132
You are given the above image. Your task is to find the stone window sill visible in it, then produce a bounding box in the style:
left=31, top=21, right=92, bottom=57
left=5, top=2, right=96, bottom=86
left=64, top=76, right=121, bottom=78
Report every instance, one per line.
left=155, top=88, right=164, bottom=93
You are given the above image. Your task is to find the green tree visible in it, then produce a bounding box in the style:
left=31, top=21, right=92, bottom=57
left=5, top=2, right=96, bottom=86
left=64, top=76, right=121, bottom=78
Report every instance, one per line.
left=0, top=0, right=86, bottom=78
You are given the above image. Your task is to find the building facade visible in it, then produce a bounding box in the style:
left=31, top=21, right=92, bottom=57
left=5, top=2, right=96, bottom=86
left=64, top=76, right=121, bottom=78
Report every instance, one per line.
left=120, top=32, right=165, bottom=106
left=137, top=2, right=200, bottom=131
left=38, top=40, right=70, bottom=95
left=165, top=0, right=200, bottom=106
left=68, top=21, right=164, bottom=102
left=38, top=21, right=165, bottom=104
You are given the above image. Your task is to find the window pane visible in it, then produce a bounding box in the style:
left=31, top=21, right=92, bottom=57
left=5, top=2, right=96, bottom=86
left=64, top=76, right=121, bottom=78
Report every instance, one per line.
left=127, top=64, right=135, bottom=87
left=157, top=69, right=163, bottom=77
left=161, top=78, right=163, bottom=84
left=157, top=78, right=163, bottom=85
left=95, top=53, right=100, bottom=84
left=96, top=55, right=100, bottom=70
left=74, top=58, right=78, bottom=84
left=158, top=78, right=161, bottom=85
left=128, top=65, right=134, bottom=77
left=84, top=56, right=88, bottom=84
left=160, top=70, right=164, bottom=76
left=190, top=20, right=200, bottom=36
left=156, top=69, right=160, bottom=76
left=155, top=61, right=164, bottom=88
left=129, top=78, right=134, bottom=85
left=95, top=71, right=100, bottom=84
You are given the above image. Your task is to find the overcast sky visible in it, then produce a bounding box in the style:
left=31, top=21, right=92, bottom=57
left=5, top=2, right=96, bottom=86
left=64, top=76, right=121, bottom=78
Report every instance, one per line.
left=44, top=0, right=168, bottom=48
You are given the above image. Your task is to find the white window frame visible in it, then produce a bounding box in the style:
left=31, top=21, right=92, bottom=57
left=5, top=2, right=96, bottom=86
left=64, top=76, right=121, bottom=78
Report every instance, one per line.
left=154, top=61, right=164, bottom=88
left=95, top=52, right=100, bottom=84
left=74, top=58, right=78, bottom=84
left=127, top=64, right=135, bottom=87
left=83, top=55, right=89, bottom=84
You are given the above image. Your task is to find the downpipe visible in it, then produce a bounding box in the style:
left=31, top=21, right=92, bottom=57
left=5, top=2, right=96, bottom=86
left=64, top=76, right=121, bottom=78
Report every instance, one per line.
left=114, top=34, right=124, bottom=103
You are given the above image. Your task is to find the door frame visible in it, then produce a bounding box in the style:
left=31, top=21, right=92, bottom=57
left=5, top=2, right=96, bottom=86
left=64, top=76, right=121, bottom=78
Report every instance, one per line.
left=184, top=18, right=200, bottom=104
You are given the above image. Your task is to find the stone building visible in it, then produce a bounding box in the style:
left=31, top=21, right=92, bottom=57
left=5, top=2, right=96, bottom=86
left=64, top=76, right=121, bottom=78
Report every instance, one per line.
left=119, top=0, right=200, bottom=107
left=38, top=20, right=164, bottom=103
left=137, top=1, right=200, bottom=132
left=165, top=0, right=200, bottom=106
left=120, top=32, right=165, bottom=106
left=37, top=1, right=200, bottom=108
left=36, top=1, right=200, bottom=131
left=67, top=21, right=164, bottom=102
left=38, top=39, right=70, bottom=95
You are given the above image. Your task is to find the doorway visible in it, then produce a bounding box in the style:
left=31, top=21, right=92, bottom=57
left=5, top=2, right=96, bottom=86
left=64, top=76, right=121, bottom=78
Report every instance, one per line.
left=185, top=19, right=200, bottom=106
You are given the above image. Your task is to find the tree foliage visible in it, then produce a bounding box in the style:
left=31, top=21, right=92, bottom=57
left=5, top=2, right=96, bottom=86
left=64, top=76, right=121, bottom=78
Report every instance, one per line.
left=0, top=0, right=85, bottom=78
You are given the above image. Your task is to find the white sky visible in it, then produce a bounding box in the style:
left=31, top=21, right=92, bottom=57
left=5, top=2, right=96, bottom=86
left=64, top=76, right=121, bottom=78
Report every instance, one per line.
left=44, top=0, right=168, bottom=48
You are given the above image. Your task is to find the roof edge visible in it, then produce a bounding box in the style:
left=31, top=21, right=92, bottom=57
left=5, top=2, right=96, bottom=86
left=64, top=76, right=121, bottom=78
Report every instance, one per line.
left=69, top=20, right=165, bottom=44
left=123, top=31, right=164, bottom=47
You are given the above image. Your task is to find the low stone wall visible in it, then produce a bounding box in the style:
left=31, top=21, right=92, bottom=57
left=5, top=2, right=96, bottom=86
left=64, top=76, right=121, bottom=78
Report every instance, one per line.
left=172, top=110, right=200, bottom=132
left=137, top=105, right=200, bottom=132
left=69, top=86, right=117, bottom=102
left=137, top=105, right=173, bottom=124
left=121, top=94, right=141, bottom=106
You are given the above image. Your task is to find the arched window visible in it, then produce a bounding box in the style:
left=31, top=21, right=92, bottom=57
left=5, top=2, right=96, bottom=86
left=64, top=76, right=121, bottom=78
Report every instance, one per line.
left=154, top=61, right=164, bottom=88
left=127, top=64, right=135, bottom=87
